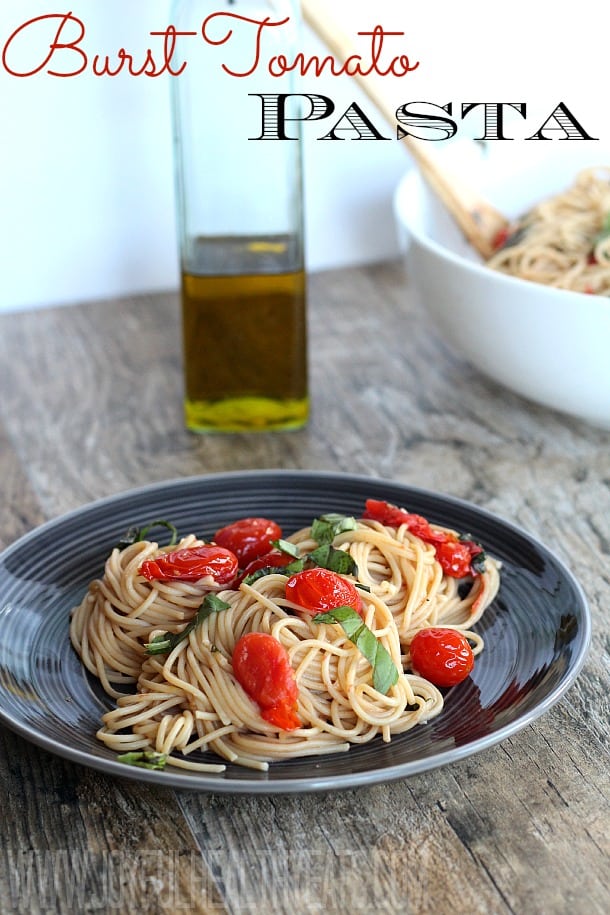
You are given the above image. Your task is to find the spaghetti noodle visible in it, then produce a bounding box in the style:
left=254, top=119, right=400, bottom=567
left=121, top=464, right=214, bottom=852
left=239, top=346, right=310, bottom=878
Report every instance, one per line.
left=70, top=507, right=500, bottom=773
left=487, top=167, right=610, bottom=295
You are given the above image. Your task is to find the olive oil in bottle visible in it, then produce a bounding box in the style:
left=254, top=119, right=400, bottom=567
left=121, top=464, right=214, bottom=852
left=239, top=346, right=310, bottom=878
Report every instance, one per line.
left=181, top=237, right=308, bottom=432
left=170, top=0, right=308, bottom=432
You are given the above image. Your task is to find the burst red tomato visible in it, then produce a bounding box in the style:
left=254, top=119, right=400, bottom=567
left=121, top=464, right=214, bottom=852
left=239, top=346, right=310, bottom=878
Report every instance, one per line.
left=363, top=498, right=424, bottom=529
left=138, top=544, right=238, bottom=584
left=363, top=499, right=445, bottom=542
left=285, top=567, right=363, bottom=616
left=237, top=549, right=291, bottom=584
left=232, top=632, right=301, bottom=730
left=434, top=540, right=478, bottom=579
left=362, top=498, right=483, bottom=578
left=213, top=517, right=282, bottom=567
left=409, top=628, right=474, bottom=687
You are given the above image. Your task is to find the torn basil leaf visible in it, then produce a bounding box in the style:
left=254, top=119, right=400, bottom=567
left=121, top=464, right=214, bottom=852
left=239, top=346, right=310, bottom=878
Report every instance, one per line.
left=471, top=551, right=487, bottom=575
left=117, top=750, right=167, bottom=770
left=242, top=558, right=305, bottom=586
left=241, top=542, right=357, bottom=585
left=308, top=544, right=358, bottom=577
left=270, top=539, right=301, bottom=559
left=114, top=525, right=141, bottom=551
left=311, top=513, right=358, bottom=545
left=145, top=593, right=230, bottom=655
left=313, top=606, right=399, bottom=695
left=115, top=519, right=178, bottom=551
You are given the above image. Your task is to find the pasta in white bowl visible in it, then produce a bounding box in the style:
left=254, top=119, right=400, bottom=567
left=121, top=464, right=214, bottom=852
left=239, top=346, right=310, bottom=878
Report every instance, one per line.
left=394, top=140, right=610, bottom=428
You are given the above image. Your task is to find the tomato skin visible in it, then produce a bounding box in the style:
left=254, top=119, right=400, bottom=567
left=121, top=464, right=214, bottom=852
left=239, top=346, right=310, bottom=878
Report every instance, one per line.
left=138, top=544, right=238, bottom=584
left=410, top=628, right=474, bottom=687
left=434, top=540, right=477, bottom=579
left=214, top=517, right=282, bottom=567
left=363, top=498, right=423, bottom=530
left=232, top=632, right=301, bottom=730
left=237, top=549, right=291, bottom=585
left=363, top=498, right=483, bottom=578
left=363, top=499, right=445, bottom=543
left=285, top=567, right=363, bottom=616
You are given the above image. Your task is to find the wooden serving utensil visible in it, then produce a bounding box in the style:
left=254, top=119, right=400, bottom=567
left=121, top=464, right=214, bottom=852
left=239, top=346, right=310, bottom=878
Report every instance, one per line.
left=301, top=0, right=508, bottom=260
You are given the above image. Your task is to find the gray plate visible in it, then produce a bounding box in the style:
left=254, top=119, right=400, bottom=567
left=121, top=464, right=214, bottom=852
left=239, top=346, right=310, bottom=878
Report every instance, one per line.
left=0, top=470, right=591, bottom=793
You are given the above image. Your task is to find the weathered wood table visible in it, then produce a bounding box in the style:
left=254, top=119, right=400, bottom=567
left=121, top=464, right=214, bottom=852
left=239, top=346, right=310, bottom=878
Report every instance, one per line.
left=0, top=260, right=608, bottom=914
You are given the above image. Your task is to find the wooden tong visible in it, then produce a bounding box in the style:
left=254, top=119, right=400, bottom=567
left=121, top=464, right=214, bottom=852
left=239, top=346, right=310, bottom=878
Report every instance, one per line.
left=301, top=0, right=508, bottom=259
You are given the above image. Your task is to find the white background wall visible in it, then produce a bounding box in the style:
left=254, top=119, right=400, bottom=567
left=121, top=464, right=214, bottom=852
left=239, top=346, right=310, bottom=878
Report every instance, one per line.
left=0, top=0, right=606, bottom=313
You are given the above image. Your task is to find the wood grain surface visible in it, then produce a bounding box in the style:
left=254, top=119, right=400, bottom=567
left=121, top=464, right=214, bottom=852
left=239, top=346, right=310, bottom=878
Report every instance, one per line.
left=0, top=260, right=608, bottom=914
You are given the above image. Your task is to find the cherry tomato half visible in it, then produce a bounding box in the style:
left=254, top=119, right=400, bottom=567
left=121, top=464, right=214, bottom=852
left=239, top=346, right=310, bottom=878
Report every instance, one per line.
left=409, top=628, right=474, bottom=687
left=285, top=567, right=363, bottom=616
left=232, top=632, right=301, bottom=730
left=138, top=544, right=238, bottom=584
left=214, top=517, right=282, bottom=567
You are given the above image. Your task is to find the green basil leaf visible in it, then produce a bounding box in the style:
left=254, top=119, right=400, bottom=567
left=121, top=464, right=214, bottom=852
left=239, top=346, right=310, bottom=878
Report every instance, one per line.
left=115, top=519, right=178, bottom=551
left=114, top=526, right=141, bottom=551
left=117, top=751, right=167, bottom=770
left=145, top=592, right=231, bottom=655
left=242, top=558, right=305, bottom=586
left=139, top=520, right=179, bottom=546
left=200, top=593, right=230, bottom=613
left=312, top=606, right=399, bottom=695
left=316, top=605, right=363, bottom=640
left=270, top=539, right=301, bottom=559
left=311, top=513, right=358, bottom=545
left=307, top=544, right=358, bottom=577
left=471, top=551, right=487, bottom=575
left=369, top=641, right=400, bottom=696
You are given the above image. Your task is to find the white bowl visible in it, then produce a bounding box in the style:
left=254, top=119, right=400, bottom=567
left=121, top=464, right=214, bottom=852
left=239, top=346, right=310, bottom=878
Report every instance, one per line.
left=394, top=141, right=610, bottom=428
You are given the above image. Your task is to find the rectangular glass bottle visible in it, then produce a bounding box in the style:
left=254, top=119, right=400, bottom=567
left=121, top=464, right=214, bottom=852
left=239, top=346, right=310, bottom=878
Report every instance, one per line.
left=170, top=0, right=308, bottom=432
